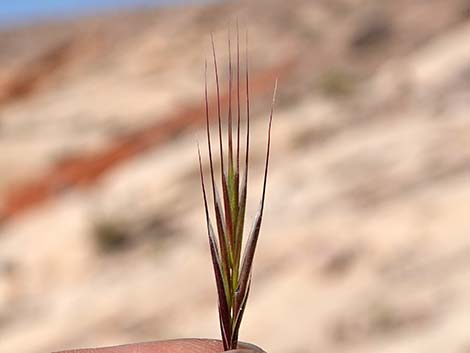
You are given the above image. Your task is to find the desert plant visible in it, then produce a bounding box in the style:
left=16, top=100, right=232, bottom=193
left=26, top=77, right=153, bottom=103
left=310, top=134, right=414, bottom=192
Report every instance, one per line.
left=93, top=217, right=131, bottom=253
left=319, top=69, right=356, bottom=97
left=197, top=27, right=277, bottom=350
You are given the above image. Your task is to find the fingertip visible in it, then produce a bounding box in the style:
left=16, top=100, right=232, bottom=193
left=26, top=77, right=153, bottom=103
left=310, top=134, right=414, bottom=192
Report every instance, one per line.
left=53, top=339, right=266, bottom=353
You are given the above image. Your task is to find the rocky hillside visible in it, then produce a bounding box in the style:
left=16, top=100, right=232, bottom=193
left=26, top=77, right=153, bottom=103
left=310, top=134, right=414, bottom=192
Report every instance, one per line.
left=0, top=1, right=469, bottom=352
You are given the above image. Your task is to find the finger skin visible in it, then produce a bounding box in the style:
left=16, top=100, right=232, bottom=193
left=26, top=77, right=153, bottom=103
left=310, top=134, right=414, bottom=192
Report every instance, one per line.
left=54, top=339, right=265, bottom=353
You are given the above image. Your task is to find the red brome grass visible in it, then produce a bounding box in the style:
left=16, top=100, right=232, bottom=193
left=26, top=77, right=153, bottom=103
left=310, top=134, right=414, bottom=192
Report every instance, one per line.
left=197, top=25, right=277, bottom=350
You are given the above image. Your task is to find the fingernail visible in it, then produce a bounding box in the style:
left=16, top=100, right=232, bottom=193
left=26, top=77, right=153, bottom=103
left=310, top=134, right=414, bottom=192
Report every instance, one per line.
left=226, top=342, right=267, bottom=353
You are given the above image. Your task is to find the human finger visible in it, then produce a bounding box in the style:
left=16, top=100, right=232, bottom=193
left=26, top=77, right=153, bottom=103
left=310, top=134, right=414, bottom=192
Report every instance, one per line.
left=54, top=338, right=264, bottom=353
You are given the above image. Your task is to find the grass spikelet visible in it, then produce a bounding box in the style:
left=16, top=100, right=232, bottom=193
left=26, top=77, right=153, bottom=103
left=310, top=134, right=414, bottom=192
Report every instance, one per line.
left=198, top=25, right=277, bottom=350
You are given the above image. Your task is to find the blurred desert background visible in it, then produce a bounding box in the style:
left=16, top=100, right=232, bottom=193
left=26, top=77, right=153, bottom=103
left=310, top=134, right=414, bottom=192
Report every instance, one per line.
left=0, top=0, right=469, bottom=352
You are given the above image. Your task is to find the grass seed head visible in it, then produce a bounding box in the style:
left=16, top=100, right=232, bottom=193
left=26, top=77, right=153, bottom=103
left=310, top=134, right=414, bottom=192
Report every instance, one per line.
left=198, top=25, right=277, bottom=350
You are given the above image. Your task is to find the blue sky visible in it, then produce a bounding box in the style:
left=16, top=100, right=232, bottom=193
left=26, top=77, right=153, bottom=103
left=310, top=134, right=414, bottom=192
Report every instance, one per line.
left=0, top=0, right=208, bottom=26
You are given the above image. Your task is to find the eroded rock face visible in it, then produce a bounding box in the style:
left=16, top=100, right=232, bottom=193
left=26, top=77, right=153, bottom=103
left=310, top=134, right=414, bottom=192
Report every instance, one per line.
left=0, top=1, right=469, bottom=353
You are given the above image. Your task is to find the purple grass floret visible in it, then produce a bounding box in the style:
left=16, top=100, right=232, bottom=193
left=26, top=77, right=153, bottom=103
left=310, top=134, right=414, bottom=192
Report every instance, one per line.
left=198, top=27, right=277, bottom=350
